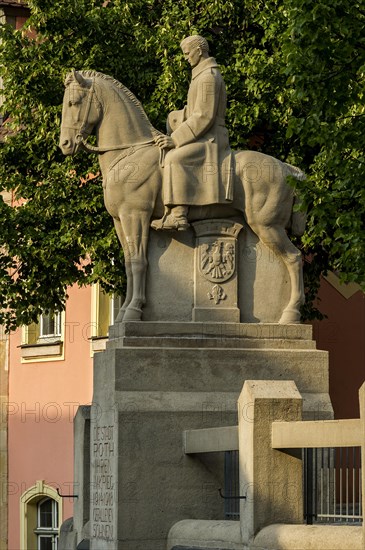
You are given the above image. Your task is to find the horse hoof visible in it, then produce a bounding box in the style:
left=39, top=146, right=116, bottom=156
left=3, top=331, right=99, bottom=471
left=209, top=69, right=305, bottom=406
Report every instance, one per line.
left=279, top=308, right=301, bottom=324
left=123, top=307, right=143, bottom=321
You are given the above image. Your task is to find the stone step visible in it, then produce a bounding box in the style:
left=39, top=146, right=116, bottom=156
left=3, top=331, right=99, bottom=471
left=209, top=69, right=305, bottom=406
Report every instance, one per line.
left=108, top=321, right=313, bottom=342
left=106, top=335, right=316, bottom=350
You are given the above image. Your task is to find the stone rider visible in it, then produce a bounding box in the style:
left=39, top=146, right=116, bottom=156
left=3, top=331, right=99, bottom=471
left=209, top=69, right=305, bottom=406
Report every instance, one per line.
left=152, top=35, right=233, bottom=231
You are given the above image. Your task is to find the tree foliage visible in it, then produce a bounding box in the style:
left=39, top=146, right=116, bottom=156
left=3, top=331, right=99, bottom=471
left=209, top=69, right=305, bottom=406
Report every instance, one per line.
left=0, top=0, right=364, bottom=329
left=283, top=0, right=365, bottom=293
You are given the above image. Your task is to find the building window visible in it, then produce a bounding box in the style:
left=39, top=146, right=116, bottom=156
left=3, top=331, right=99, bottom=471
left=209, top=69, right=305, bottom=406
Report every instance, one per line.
left=35, top=498, right=59, bottom=550
left=20, top=481, right=62, bottom=550
left=110, top=294, right=123, bottom=326
left=21, top=312, right=65, bottom=361
left=95, top=288, right=122, bottom=337
left=90, top=284, right=123, bottom=352
left=39, top=313, right=62, bottom=342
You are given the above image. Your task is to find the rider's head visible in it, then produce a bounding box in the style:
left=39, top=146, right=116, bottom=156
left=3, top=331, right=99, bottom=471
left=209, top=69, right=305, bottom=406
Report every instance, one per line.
left=180, top=35, right=209, bottom=67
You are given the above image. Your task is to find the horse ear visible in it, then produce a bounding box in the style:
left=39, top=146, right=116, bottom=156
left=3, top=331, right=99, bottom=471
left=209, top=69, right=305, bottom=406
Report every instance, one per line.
left=64, top=71, right=74, bottom=87
left=73, top=70, right=89, bottom=88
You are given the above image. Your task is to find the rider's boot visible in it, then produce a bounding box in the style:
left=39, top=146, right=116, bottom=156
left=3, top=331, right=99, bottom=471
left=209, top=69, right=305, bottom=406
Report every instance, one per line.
left=151, top=205, right=189, bottom=231
left=150, top=208, right=169, bottom=230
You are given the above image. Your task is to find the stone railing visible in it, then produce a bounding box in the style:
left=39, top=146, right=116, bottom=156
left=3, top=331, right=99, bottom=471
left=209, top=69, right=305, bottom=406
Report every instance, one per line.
left=169, top=381, right=364, bottom=550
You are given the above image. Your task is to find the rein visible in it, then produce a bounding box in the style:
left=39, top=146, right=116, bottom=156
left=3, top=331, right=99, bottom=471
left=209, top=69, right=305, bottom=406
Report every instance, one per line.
left=77, top=135, right=155, bottom=154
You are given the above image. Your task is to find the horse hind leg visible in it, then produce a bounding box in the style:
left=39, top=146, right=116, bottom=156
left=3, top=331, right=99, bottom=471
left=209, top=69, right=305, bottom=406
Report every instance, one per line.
left=278, top=255, right=305, bottom=324
left=251, top=223, right=305, bottom=324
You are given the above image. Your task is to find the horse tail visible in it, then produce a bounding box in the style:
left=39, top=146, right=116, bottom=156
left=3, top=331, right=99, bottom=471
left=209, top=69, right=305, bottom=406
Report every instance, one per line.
left=284, top=163, right=307, bottom=237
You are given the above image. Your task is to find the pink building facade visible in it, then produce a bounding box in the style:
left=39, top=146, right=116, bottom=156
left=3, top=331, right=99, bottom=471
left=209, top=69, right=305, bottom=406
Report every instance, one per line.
left=7, top=285, right=94, bottom=550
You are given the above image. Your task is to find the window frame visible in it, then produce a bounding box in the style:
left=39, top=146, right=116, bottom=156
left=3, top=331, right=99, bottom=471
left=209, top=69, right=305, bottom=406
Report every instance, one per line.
left=20, top=481, right=62, bottom=550
left=90, top=284, right=123, bottom=353
left=20, top=311, right=65, bottom=362
left=38, top=312, right=62, bottom=342
left=36, top=534, right=58, bottom=550
left=36, top=497, right=59, bottom=530
left=34, top=497, right=59, bottom=550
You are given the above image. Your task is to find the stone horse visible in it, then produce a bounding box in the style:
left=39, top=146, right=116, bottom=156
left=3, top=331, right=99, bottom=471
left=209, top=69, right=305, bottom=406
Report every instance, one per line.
left=59, top=70, right=306, bottom=324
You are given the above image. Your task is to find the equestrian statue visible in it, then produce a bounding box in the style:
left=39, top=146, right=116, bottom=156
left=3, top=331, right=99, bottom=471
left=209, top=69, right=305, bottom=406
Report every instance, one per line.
left=59, top=35, right=306, bottom=324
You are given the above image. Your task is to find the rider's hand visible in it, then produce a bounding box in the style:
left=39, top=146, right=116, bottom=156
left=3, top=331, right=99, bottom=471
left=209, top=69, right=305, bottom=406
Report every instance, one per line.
left=154, top=134, right=175, bottom=150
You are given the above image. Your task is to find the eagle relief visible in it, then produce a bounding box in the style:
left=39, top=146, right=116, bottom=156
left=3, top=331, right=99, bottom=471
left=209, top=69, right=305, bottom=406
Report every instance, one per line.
left=199, top=240, right=236, bottom=283
left=192, top=219, right=243, bottom=322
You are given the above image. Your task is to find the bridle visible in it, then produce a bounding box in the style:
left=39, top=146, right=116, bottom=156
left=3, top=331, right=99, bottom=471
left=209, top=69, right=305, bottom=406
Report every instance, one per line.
left=66, top=78, right=157, bottom=158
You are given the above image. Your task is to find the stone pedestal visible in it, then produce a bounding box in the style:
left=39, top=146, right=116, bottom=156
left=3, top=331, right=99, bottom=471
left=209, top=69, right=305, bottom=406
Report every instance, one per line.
left=57, top=211, right=336, bottom=550
left=143, top=221, right=291, bottom=323
left=59, top=322, right=333, bottom=550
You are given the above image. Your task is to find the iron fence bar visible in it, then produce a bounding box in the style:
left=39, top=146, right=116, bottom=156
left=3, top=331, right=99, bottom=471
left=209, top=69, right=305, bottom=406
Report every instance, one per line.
left=305, top=448, right=315, bottom=524
left=320, top=448, right=324, bottom=520
left=353, top=448, right=356, bottom=522
left=358, top=446, right=362, bottom=518
left=346, top=447, right=349, bottom=519
left=333, top=449, right=337, bottom=512
left=340, top=447, right=343, bottom=519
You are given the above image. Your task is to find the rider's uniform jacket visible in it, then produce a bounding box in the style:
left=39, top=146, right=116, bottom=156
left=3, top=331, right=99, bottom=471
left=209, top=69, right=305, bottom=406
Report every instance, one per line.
left=163, top=56, right=233, bottom=206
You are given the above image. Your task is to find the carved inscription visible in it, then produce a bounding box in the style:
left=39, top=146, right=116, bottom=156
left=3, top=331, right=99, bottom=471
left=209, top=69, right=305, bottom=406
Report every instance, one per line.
left=92, top=424, right=115, bottom=540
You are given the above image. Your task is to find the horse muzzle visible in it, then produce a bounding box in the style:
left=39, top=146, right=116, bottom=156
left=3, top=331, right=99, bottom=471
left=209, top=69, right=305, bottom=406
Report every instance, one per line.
left=59, top=135, right=83, bottom=156
left=59, top=138, right=73, bottom=155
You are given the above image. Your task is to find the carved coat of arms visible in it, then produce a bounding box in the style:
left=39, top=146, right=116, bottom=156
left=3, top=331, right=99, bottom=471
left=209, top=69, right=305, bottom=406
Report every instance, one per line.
left=198, top=239, right=236, bottom=283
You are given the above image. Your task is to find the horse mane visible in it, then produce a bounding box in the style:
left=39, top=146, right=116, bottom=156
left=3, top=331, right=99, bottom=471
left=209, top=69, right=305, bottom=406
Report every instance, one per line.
left=71, top=69, right=160, bottom=137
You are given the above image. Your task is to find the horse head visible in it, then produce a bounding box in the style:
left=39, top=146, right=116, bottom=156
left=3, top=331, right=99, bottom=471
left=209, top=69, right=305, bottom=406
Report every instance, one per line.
left=59, top=70, right=101, bottom=155
left=60, top=70, right=157, bottom=159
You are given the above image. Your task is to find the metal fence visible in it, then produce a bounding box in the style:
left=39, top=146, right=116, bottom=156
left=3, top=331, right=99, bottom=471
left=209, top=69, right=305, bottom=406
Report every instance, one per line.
left=224, top=448, right=363, bottom=525
left=304, top=447, right=363, bottom=525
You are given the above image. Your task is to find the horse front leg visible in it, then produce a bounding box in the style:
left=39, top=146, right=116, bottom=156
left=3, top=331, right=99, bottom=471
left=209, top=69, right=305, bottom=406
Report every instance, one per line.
left=119, top=211, right=150, bottom=322
left=251, top=223, right=305, bottom=324
left=113, top=218, right=133, bottom=323
left=123, top=236, right=149, bottom=321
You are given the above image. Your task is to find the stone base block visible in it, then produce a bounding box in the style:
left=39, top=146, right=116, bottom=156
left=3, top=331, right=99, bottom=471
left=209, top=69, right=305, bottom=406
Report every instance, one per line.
left=192, top=307, right=241, bottom=322
left=167, top=519, right=243, bottom=550
left=251, top=524, right=363, bottom=550
left=143, top=224, right=292, bottom=323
